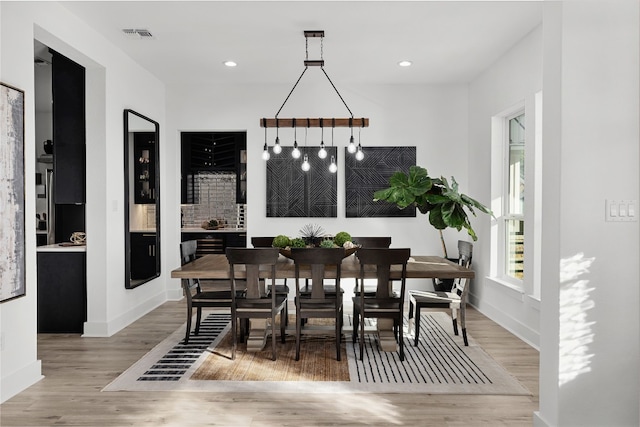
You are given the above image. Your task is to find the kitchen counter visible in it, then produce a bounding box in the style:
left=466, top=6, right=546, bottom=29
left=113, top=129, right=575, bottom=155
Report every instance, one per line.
left=37, top=243, right=86, bottom=252
left=181, top=227, right=246, bottom=233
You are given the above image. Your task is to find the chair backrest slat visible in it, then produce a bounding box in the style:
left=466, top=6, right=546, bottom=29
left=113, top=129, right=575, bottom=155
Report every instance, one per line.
left=356, top=248, right=411, bottom=298
left=251, top=237, right=275, bottom=248
left=180, top=240, right=200, bottom=293
left=180, top=240, right=198, bottom=265
left=290, top=248, right=344, bottom=299
left=452, top=241, right=473, bottom=295
left=351, top=237, right=391, bottom=248
left=226, top=248, right=279, bottom=300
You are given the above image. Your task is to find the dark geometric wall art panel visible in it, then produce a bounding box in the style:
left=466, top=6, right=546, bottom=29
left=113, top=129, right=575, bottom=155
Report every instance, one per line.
left=345, top=146, right=416, bottom=218
left=266, top=146, right=337, bottom=217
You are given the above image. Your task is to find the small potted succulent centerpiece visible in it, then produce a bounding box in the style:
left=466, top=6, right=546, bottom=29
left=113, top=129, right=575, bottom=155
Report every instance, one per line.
left=272, top=224, right=359, bottom=258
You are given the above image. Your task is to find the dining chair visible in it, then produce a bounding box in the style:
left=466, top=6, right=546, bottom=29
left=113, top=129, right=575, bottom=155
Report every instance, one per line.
left=408, top=241, right=473, bottom=346
left=180, top=240, right=237, bottom=344
left=251, top=236, right=290, bottom=325
left=290, top=247, right=345, bottom=361
left=350, top=237, right=392, bottom=297
left=352, top=248, right=411, bottom=361
left=431, top=240, right=474, bottom=291
left=225, top=247, right=287, bottom=361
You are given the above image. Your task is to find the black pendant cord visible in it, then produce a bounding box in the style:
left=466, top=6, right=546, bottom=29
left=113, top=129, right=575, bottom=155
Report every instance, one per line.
left=274, top=66, right=354, bottom=120
left=321, top=67, right=353, bottom=119
left=270, top=30, right=358, bottom=125
left=275, top=67, right=308, bottom=119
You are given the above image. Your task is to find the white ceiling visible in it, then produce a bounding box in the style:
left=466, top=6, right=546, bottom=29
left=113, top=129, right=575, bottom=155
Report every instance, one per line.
left=59, top=1, right=543, bottom=86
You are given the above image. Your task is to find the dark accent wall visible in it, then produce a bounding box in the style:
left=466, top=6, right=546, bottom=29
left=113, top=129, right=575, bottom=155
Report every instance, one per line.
left=266, top=146, right=337, bottom=217
left=345, top=146, right=416, bottom=217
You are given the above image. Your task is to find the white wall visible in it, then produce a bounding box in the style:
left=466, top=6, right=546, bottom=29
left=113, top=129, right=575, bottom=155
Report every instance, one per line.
left=164, top=81, right=473, bottom=294
left=536, top=2, right=640, bottom=426
left=468, top=26, right=543, bottom=346
left=0, top=1, right=167, bottom=402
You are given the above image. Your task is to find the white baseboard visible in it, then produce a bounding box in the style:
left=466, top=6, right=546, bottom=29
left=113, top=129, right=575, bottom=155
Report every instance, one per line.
left=469, top=297, right=540, bottom=350
left=83, top=292, right=166, bottom=337
left=0, top=360, right=43, bottom=404
left=533, top=411, right=551, bottom=426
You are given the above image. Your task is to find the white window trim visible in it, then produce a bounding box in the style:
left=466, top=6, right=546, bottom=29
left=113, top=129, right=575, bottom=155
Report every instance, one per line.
left=490, top=92, right=542, bottom=299
left=490, top=103, right=526, bottom=290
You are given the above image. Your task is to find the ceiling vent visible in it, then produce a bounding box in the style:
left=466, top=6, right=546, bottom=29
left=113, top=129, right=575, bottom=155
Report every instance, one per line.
left=122, top=29, right=154, bottom=39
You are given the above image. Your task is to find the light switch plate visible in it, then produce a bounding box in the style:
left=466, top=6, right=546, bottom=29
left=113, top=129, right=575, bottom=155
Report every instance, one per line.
left=606, top=199, right=638, bottom=222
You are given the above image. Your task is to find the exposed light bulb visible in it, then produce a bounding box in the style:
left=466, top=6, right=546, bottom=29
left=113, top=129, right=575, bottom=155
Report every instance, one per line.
left=262, top=143, right=270, bottom=161
left=328, top=156, right=337, bottom=173
left=301, top=154, right=310, bottom=171
left=292, top=141, right=301, bottom=159
left=318, top=141, right=327, bottom=159
left=347, top=135, right=357, bottom=154
left=273, top=136, right=282, bottom=154
left=355, top=144, right=364, bottom=161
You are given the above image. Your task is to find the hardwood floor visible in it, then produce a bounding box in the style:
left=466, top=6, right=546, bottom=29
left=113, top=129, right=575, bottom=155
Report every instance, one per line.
left=1, top=301, right=538, bottom=426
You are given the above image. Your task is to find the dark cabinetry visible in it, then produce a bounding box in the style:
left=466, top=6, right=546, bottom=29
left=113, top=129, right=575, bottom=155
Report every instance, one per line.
left=51, top=49, right=85, bottom=205
left=181, top=232, right=246, bottom=257
left=133, top=132, right=157, bottom=204
left=182, top=132, right=239, bottom=171
left=181, top=132, right=246, bottom=204
left=37, top=251, right=86, bottom=333
left=130, top=232, right=158, bottom=280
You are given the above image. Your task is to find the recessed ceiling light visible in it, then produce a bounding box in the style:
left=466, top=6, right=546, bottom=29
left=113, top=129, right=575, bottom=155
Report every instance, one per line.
left=398, top=60, right=412, bottom=67
left=224, top=61, right=237, bottom=67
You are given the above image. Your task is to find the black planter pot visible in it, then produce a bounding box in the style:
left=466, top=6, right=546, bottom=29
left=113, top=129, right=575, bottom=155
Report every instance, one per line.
left=43, top=139, right=53, bottom=155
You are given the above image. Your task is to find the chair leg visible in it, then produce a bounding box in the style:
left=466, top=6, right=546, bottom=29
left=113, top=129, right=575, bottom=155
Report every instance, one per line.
left=460, top=304, right=468, bottom=346
left=398, top=316, right=405, bottom=362
left=336, top=310, right=341, bottom=362
left=352, top=306, right=359, bottom=344
left=194, top=307, right=202, bottom=336
left=271, top=313, right=277, bottom=361
left=413, top=305, right=421, bottom=346
left=280, top=308, right=286, bottom=344
left=295, top=313, right=302, bottom=361
left=231, top=313, right=237, bottom=360
left=408, top=298, right=416, bottom=336
left=451, top=308, right=459, bottom=336
left=359, top=312, right=365, bottom=361
left=184, top=307, right=192, bottom=344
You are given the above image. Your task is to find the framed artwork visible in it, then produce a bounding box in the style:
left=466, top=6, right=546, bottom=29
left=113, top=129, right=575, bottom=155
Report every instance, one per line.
left=266, top=146, right=337, bottom=217
left=345, top=146, right=416, bottom=217
left=0, top=82, right=26, bottom=302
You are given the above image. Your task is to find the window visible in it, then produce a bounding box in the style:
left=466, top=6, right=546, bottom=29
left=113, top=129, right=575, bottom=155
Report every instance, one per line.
left=506, top=112, right=525, bottom=280
left=491, top=93, right=541, bottom=296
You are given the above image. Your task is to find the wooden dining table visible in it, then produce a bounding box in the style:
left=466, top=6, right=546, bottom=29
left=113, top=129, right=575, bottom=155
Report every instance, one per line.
left=171, top=253, right=475, bottom=352
left=171, top=253, right=475, bottom=281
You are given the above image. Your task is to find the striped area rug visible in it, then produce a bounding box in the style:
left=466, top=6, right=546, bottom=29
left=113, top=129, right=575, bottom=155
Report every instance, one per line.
left=345, top=314, right=503, bottom=393
left=103, top=311, right=530, bottom=395
left=136, top=314, right=230, bottom=382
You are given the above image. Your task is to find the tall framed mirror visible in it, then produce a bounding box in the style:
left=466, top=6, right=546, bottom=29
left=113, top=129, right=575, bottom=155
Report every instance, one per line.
left=124, top=109, right=160, bottom=289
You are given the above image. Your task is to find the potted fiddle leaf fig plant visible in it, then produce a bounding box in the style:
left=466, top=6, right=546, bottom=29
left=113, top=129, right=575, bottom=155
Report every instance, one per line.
left=373, top=165, right=493, bottom=258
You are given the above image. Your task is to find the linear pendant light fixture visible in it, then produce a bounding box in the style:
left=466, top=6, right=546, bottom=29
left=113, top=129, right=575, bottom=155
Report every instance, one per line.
left=261, top=30, right=368, bottom=170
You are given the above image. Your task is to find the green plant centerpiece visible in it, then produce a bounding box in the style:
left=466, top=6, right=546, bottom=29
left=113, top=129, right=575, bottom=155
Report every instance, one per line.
left=373, top=165, right=492, bottom=258
left=272, top=224, right=359, bottom=258
left=272, top=235, right=291, bottom=248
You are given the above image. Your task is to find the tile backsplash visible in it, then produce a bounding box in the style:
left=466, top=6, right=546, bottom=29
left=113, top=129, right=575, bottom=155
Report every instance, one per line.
left=181, top=172, right=246, bottom=228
